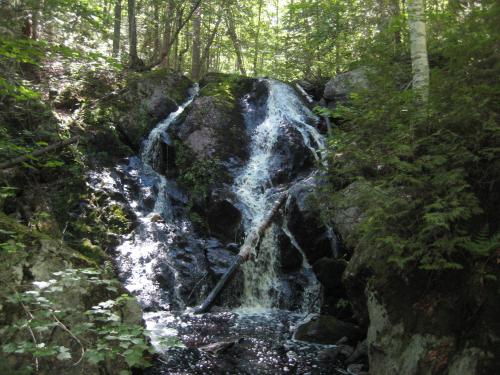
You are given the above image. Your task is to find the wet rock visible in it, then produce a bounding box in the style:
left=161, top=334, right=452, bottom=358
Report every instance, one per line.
left=243, top=79, right=269, bottom=130
left=277, top=231, right=303, bottom=272
left=324, top=68, right=369, bottom=102
left=206, top=190, right=243, bottom=242
left=293, top=315, right=364, bottom=345
left=313, top=257, right=347, bottom=290
left=270, top=126, right=315, bottom=184
left=156, top=236, right=211, bottom=307
left=150, top=213, right=164, bottom=223
left=346, top=363, right=367, bottom=375
left=199, top=339, right=240, bottom=355
left=285, top=175, right=335, bottom=265
left=346, top=340, right=368, bottom=365
left=318, top=347, right=341, bottom=363
left=119, top=70, right=192, bottom=151
left=276, top=272, right=311, bottom=310
left=205, top=239, right=239, bottom=276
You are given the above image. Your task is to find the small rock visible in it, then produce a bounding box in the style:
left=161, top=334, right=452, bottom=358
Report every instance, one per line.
left=346, top=363, right=365, bottom=375
left=198, top=339, right=238, bottom=355
left=293, top=315, right=364, bottom=345
left=318, top=347, right=340, bottom=363
left=150, top=213, right=164, bottom=223
left=346, top=340, right=368, bottom=364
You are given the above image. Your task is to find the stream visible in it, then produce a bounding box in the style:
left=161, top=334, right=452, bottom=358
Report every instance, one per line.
left=88, top=79, right=340, bottom=374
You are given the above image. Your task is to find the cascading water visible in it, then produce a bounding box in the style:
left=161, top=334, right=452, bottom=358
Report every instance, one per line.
left=234, top=79, right=324, bottom=311
left=88, top=79, right=341, bottom=374
left=114, top=84, right=199, bottom=312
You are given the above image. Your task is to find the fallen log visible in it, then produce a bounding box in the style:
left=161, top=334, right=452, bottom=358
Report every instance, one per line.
left=0, top=136, right=80, bottom=171
left=192, top=192, right=288, bottom=314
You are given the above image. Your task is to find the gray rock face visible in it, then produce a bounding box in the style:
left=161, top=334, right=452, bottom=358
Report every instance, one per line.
left=294, top=315, right=364, bottom=345
left=270, top=126, right=315, bottom=185
left=172, top=96, right=249, bottom=164
left=206, top=189, right=243, bottom=242
left=117, top=70, right=192, bottom=151
left=284, top=175, right=335, bottom=265
left=324, top=68, right=369, bottom=102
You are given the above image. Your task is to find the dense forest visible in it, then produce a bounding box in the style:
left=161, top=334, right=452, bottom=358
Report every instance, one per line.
left=0, top=0, right=499, bottom=374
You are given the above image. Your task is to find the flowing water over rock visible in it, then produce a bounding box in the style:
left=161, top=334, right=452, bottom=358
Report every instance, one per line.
left=234, top=80, right=323, bottom=311
left=89, top=79, right=340, bottom=374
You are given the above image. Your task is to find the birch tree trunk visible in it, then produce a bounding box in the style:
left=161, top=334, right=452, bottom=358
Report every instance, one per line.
left=407, top=0, right=430, bottom=103
left=112, top=0, right=122, bottom=58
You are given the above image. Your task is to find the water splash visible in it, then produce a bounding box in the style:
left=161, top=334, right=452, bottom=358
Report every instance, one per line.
left=112, top=86, right=198, bottom=311
left=234, top=79, right=323, bottom=310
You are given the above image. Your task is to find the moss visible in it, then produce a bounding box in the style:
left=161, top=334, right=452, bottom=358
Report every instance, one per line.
left=174, top=139, right=228, bottom=203
left=78, top=238, right=107, bottom=263
left=199, top=73, right=254, bottom=110
left=0, top=212, right=95, bottom=272
left=107, top=204, right=133, bottom=234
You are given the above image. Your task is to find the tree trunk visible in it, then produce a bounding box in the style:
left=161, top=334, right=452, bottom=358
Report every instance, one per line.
left=152, top=1, right=160, bottom=61
left=113, top=0, right=122, bottom=58
left=253, top=0, right=263, bottom=76
left=146, top=0, right=201, bottom=70
left=407, top=0, right=429, bottom=103
left=225, top=5, right=246, bottom=75
left=128, top=0, right=140, bottom=67
left=192, top=193, right=288, bottom=314
left=161, top=0, right=175, bottom=67
left=391, top=0, right=402, bottom=50
left=191, top=2, right=202, bottom=81
left=201, top=14, right=223, bottom=74
left=0, top=137, right=81, bottom=171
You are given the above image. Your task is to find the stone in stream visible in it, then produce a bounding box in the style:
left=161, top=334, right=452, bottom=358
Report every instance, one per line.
left=198, top=339, right=241, bottom=355
left=293, top=315, right=364, bottom=345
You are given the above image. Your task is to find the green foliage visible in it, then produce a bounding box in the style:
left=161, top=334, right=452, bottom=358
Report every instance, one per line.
left=174, top=140, right=225, bottom=203
left=319, top=1, right=500, bottom=271
left=2, top=268, right=153, bottom=370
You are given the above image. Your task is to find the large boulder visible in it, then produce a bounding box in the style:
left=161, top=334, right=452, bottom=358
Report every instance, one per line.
left=206, top=188, right=243, bottom=242
left=284, top=174, right=336, bottom=265
left=270, top=126, right=316, bottom=185
left=172, top=95, right=249, bottom=163
left=324, top=68, right=369, bottom=102
left=117, top=69, right=192, bottom=151
left=294, top=315, right=364, bottom=345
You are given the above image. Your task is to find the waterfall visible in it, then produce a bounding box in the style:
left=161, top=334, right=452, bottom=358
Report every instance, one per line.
left=114, top=85, right=198, bottom=310
left=234, top=79, right=323, bottom=310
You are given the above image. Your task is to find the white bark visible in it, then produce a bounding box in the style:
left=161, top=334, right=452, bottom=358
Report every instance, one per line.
left=407, top=0, right=429, bottom=103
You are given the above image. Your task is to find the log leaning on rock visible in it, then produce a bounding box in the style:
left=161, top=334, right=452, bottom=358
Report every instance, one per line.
left=0, top=136, right=81, bottom=171
left=192, top=192, right=288, bottom=314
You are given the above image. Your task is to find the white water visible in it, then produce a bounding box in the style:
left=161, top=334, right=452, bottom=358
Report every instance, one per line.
left=234, top=79, right=323, bottom=310
left=114, top=86, right=198, bottom=310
